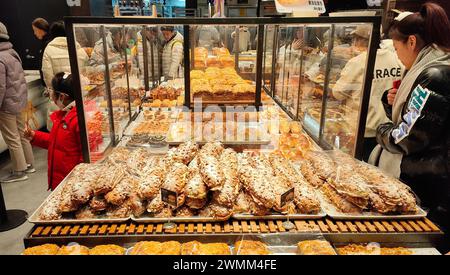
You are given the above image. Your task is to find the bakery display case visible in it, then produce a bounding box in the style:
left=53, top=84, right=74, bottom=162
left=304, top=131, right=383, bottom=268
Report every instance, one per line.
left=23, top=15, right=440, bottom=255
left=264, top=21, right=378, bottom=158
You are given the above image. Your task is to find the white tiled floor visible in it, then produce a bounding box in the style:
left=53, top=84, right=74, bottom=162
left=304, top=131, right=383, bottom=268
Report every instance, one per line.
left=0, top=148, right=50, bottom=255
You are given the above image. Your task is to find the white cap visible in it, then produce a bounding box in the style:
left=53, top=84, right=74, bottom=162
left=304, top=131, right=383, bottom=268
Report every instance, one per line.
left=0, top=22, right=9, bottom=40
left=394, top=11, right=414, bottom=22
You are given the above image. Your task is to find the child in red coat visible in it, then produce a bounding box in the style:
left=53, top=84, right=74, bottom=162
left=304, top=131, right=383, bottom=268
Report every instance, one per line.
left=25, top=72, right=83, bottom=190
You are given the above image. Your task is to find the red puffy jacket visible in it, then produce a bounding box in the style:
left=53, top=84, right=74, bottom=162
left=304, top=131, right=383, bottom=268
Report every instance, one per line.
left=31, top=107, right=84, bottom=190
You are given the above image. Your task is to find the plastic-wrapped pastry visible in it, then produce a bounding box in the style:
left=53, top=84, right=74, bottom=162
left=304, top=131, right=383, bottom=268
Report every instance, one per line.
left=89, top=196, right=108, bottom=212
left=106, top=203, right=131, bottom=219
left=39, top=196, right=62, bottom=221
left=57, top=244, right=90, bottom=255
left=93, top=165, right=125, bottom=195
left=233, top=191, right=269, bottom=216
left=126, top=193, right=146, bottom=217
left=23, top=244, right=60, bottom=255
left=105, top=175, right=138, bottom=206
left=130, top=241, right=181, bottom=255
left=167, top=141, right=199, bottom=165
left=147, top=195, right=165, bottom=214
left=154, top=207, right=173, bottom=218
left=58, top=183, right=78, bottom=213
left=320, top=183, right=360, bottom=214
left=181, top=241, right=231, bottom=255
left=89, top=245, right=126, bottom=255
left=233, top=240, right=270, bottom=255
left=198, top=151, right=225, bottom=191
left=185, top=197, right=208, bottom=210
left=137, top=167, right=165, bottom=200
left=75, top=205, right=97, bottom=220
left=161, top=162, right=189, bottom=194
left=304, top=151, right=336, bottom=181
left=175, top=206, right=196, bottom=217
left=185, top=171, right=208, bottom=199
left=297, top=240, right=336, bottom=255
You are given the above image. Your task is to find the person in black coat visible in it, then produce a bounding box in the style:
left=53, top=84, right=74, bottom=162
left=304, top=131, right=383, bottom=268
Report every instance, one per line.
left=373, top=3, right=450, bottom=253
left=32, top=18, right=51, bottom=87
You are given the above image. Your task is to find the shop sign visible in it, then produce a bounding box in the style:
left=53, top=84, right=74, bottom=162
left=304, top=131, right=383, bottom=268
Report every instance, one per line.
left=67, top=0, right=81, bottom=7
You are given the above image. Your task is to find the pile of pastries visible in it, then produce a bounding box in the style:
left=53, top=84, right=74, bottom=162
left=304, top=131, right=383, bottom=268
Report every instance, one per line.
left=299, top=150, right=418, bottom=215
left=23, top=240, right=270, bottom=255
left=133, top=121, right=171, bottom=136
left=190, top=67, right=255, bottom=101
left=194, top=47, right=234, bottom=69
left=150, top=86, right=183, bottom=101
left=23, top=244, right=126, bottom=255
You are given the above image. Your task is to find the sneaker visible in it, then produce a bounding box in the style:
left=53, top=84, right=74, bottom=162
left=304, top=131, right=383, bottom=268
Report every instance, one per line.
left=0, top=171, right=28, bottom=183
left=24, top=165, right=36, bottom=174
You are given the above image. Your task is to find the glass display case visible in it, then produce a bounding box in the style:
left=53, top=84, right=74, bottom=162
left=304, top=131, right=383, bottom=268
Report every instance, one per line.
left=263, top=20, right=380, bottom=158
left=66, top=16, right=380, bottom=162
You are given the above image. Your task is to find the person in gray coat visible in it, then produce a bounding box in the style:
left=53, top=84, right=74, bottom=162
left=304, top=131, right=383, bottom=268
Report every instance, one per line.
left=0, top=22, right=35, bottom=183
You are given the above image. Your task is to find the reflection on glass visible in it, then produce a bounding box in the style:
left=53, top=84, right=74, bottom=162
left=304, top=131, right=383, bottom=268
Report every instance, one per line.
left=324, top=24, right=373, bottom=155
left=190, top=25, right=258, bottom=105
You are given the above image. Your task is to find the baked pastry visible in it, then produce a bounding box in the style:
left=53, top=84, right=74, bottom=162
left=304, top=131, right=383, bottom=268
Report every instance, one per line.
left=320, top=183, right=361, bottom=214
left=297, top=240, right=336, bottom=255
left=167, top=141, right=199, bottom=165
left=105, top=203, right=131, bottom=219
left=198, top=151, right=225, bottom=191
left=336, top=244, right=413, bottom=255
left=233, top=240, right=270, bottom=255
left=191, top=70, right=205, bottom=79
left=175, top=206, right=196, bottom=217
left=93, top=165, right=125, bottom=195
left=75, top=205, right=97, bottom=220
left=89, top=245, right=126, bottom=255
left=147, top=195, right=165, bottom=214
left=213, top=47, right=230, bottom=56
left=162, top=162, right=189, bottom=194
left=154, top=207, right=173, bottom=218
left=126, top=193, right=146, bottom=217
left=207, top=56, right=220, bottom=67
left=39, top=196, right=62, bottom=220
left=130, top=241, right=181, bottom=255
left=138, top=167, right=165, bottom=200
left=57, top=244, right=90, bottom=255
left=233, top=191, right=269, bottom=216
left=89, top=196, right=108, bottom=212
left=185, top=197, right=208, bottom=210
left=23, top=244, right=60, bottom=255
left=181, top=241, right=231, bottom=255
left=105, top=175, right=137, bottom=206
left=214, top=149, right=240, bottom=207
left=185, top=170, right=208, bottom=200
left=219, top=55, right=235, bottom=68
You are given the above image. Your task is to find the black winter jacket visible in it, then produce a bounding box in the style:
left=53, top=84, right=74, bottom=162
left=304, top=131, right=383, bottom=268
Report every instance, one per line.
left=376, top=65, right=450, bottom=237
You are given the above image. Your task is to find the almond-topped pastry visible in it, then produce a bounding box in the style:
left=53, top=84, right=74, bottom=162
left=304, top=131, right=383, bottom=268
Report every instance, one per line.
left=39, top=196, right=62, bottom=221
left=198, top=152, right=225, bottom=191
left=89, top=196, right=108, bottom=212
left=185, top=197, right=208, bottom=209
left=137, top=168, right=165, bottom=201
left=162, top=162, right=189, bottom=194
left=175, top=206, right=196, bottom=217
left=75, top=205, right=97, bottom=220
left=185, top=170, right=208, bottom=199
left=167, top=141, right=199, bottom=165
left=93, top=165, right=125, bottom=195
left=105, top=175, right=138, bottom=206
left=146, top=195, right=165, bottom=214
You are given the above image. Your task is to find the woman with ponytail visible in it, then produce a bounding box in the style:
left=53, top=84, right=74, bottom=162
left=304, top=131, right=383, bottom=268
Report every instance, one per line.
left=371, top=2, right=450, bottom=252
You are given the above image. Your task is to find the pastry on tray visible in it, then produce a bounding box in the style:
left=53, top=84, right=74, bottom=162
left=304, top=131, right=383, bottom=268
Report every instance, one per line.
left=130, top=241, right=181, bottom=255
left=23, top=244, right=60, bottom=255
left=297, top=240, right=336, bottom=255
left=181, top=241, right=231, bottom=255
left=336, top=244, right=413, bottom=255
left=233, top=240, right=270, bottom=255
left=57, top=244, right=90, bottom=255
left=89, top=245, right=126, bottom=255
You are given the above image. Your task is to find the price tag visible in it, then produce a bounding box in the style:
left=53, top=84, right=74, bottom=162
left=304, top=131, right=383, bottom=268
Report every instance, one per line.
left=280, top=187, right=295, bottom=208
left=161, top=188, right=178, bottom=208
left=275, top=0, right=326, bottom=14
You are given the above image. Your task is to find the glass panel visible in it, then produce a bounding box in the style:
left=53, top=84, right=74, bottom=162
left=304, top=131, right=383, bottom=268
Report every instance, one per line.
left=137, top=25, right=162, bottom=89
left=73, top=24, right=112, bottom=163
left=262, top=25, right=275, bottom=95
left=299, top=24, right=332, bottom=139
left=190, top=24, right=258, bottom=106
left=274, top=26, right=287, bottom=104
left=324, top=23, right=373, bottom=155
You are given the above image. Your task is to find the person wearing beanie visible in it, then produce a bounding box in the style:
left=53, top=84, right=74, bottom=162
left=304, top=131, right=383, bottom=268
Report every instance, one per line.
left=24, top=72, right=84, bottom=190
left=0, top=22, right=35, bottom=183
